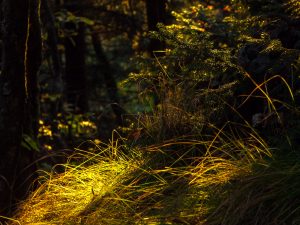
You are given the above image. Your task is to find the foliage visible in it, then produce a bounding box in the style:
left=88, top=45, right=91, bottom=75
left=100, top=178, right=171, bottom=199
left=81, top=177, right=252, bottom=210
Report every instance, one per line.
left=126, top=0, right=300, bottom=145
left=125, top=2, right=241, bottom=142
left=287, top=0, right=300, bottom=18
left=38, top=114, right=97, bottom=149
left=5, top=0, right=300, bottom=224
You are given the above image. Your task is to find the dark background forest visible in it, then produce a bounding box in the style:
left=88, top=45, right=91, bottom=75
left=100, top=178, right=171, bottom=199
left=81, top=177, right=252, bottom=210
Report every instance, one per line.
left=0, top=0, right=300, bottom=224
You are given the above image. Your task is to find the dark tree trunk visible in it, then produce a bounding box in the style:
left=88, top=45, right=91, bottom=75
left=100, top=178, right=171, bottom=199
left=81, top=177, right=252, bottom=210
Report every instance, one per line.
left=91, top=31, right=126, bottom=125
left=146, top=0, right=166, bottom=56
left=41, top=0, right=64, bottom=116
left=146, top=0, right=167, bottom=105
left=55, top=0, right=61, bottom=6
left=64, top=21, right=88, bottom=113
left=0, top=0, right=41, bottom=218
left=25, top=0, right=42, bottom=138
left=41, top=0, right=63, bottom=81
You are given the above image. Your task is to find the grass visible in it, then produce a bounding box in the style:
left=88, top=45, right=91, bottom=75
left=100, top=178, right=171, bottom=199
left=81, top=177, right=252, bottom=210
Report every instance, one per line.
left=8, top=122, right=276, bottom=225
left=207, top=155, right=300, bottom=225
left=7, top=69, right=300, bottom=224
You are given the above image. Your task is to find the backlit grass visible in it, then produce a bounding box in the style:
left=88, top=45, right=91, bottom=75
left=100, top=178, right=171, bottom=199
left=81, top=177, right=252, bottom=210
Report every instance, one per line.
left=10, top=124, right=274, bottom=225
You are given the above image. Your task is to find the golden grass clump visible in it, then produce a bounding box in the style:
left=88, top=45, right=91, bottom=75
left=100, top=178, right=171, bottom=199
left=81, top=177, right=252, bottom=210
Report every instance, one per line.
left=9, top=124, right=276, bottom=225
left=13, top=142, right=142, bottom=225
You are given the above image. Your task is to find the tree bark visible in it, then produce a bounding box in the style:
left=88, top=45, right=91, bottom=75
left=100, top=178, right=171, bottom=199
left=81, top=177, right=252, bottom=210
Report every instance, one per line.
left=145, top=0, right=167, bottom=105
left=64, top=21, right=88, bottom=113
left=0, top=0, right=41, bottom=218
left=146, top=0, right=166, bottom=57
left=91, top=31, right=126, bottom=125
left=41, top=0, right=64, bottom=116
left=41, top=0, right=63, bottom=81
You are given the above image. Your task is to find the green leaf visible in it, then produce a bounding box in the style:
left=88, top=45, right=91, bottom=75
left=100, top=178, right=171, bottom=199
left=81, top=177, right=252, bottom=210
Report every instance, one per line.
left=79, top=17, right=95, bottom=26
left=22, top=134, right=40, bottom=152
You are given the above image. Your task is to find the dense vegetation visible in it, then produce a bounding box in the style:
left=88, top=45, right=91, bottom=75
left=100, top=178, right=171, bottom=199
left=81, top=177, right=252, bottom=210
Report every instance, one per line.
left=0, top=0, right=300, bottom=224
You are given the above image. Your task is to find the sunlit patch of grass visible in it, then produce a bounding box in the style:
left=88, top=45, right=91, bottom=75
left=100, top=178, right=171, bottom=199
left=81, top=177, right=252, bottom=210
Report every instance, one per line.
left=13, top=141, right=142, bottom=224
left=11, top=122, right=273, bottom=225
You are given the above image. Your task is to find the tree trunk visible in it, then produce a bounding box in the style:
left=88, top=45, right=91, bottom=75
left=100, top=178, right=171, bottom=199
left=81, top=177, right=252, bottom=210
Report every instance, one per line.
left=146, top=0, right=166, bottom=57
left=91, top=31, right=126, bottom=125
left=41, top=0, right=63, bottom=81
left=64, top=21, right=88, bottom=113
left=41, top=0, right=64, bottom=116
left=0, top=0, right=41, bottom=218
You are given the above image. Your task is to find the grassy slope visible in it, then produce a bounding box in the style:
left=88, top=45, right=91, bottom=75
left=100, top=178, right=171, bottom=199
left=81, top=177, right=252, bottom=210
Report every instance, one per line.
left=10, top=124, right=300, bottom=225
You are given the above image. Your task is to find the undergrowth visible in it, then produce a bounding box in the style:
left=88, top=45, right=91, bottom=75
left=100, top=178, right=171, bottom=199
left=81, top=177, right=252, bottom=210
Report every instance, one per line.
left=8, top=123, right=276, bottom=225
left=6, top=0, right=300, bottom=224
